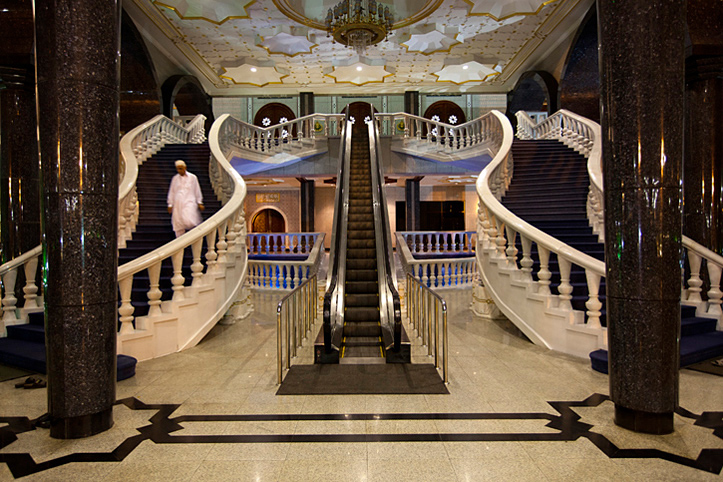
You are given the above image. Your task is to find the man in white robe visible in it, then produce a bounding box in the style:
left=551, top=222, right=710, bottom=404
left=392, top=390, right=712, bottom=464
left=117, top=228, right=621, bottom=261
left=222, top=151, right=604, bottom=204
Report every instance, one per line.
left=167, top=160, right=204, bottom=237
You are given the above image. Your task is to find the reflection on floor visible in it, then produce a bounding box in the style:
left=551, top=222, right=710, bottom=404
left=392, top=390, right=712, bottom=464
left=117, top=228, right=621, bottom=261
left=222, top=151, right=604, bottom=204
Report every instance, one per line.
left=0, top=288, right=722, bottom=481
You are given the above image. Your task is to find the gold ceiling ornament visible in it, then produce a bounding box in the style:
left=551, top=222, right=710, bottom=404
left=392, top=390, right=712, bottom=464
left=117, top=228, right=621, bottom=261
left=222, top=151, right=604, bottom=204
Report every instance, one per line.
left=325, top=0, right=394, bottom=55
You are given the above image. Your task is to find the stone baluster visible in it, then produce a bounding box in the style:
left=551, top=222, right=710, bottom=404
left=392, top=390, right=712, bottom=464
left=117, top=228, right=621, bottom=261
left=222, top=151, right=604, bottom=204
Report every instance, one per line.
left=585, top=270, right=603, bottom=329
left=205, top=230, right=218, bottom=274
left=505, top=226, right=518, bottom=268
left=557, top=256, right=573, bottom=311
left=216, top=224, right=228, bottom=264
left=519, top=235, right=534, bottom=282
left=118, top=277, right=135, bottom=335
left=191, top=238, right=204, bottom=287
left=706, top=262, right=723, bottom=318
left=1, top=270, right=19, bottom=323
left=171, top=252, right=185, bottom=301
left=537, top=246, right=552, bottom=296
left=225, top=218, right=237, bottom=253
left=23, top=257, right=40, bottom=308
left=494, top=219, right=507, bottom=260
left=147, top=261, right=164, bottom=314
left=686, top=251, right=703, bottom=302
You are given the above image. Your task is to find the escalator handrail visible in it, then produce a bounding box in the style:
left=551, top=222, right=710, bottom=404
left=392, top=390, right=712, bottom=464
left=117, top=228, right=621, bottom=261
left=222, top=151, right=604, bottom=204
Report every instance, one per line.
left=369, top=112, right=403, bottom=351
left=322, top=116, right=352, bottom=352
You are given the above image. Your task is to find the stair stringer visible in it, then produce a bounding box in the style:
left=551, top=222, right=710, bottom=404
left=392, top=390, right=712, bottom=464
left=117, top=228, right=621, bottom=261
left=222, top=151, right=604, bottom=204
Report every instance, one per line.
left=476, top=246, right=607, bottom=359
left=117, top=254, right=248, bottom=361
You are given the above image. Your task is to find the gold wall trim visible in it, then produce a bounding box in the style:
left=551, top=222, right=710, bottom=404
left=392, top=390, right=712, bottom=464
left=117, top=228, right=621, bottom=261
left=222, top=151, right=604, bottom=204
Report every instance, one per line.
left=153, top=0, right=256, bottom=25
left=462, top=0, right=560, bottom=22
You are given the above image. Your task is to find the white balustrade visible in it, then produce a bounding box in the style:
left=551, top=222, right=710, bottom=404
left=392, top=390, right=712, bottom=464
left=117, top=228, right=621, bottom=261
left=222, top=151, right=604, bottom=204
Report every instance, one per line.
left=0, top=246, right=43, bottom=335
left=247, top=233, right=326, bottom=290
left=396, top=232, right=477, bottom=288
left=219, top=114, right=345, bottom=160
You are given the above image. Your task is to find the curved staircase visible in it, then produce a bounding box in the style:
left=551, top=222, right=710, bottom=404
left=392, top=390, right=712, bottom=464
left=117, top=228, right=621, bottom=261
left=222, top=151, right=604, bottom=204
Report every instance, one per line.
left=118, top=143, right=222, bottom=318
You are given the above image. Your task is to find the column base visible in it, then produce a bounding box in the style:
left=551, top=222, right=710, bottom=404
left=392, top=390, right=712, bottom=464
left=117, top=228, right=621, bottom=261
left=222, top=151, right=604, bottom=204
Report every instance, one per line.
left=50, top=407, right=113, bottom=439
left=614, top=404, right=674, bottom=434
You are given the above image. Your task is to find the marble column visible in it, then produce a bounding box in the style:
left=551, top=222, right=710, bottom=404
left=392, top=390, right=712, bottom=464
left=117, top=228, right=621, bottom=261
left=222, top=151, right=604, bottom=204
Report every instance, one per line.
left=405, top=177, right=421, bottom=231
left=298, top=178, right=315, bottom=232
left=0, top=66, right=41, bottom=261
left=404, top=91, right=419, bottom=117
left=34, top=0, right=121, bottom=439
left=684, top=1, right=723, bottom=255
left=598, top=0, right=685, bottom=434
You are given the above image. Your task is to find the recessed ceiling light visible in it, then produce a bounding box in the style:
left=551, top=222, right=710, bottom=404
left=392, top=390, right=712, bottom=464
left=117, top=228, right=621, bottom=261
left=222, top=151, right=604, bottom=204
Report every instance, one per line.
left=462, top=65, right=469, bottom=70
left=250, top=67, right=257, bottom=72
left=356, top=66, right=363, bottom=71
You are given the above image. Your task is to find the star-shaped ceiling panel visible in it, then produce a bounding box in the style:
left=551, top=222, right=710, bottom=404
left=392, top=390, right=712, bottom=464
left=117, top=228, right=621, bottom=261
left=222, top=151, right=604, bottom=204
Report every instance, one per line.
left=132, top=0, right=588, bottom=94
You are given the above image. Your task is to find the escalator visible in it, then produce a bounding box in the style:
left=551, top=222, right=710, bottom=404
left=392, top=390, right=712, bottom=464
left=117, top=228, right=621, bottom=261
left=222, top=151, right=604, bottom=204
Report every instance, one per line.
left=316, top=105, right=410, bottom=364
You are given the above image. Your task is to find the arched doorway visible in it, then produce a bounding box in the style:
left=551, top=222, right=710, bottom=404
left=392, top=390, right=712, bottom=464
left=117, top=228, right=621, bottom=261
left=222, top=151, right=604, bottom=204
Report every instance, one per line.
left=422, top=100, right=466, bottom=138
left=254, top=103, right=297, bottom=139
left=252, top=208, right=286, bottom=233
left=424, top=100, right=466, bottom=126
left=341, top=102, right=378, bottom=131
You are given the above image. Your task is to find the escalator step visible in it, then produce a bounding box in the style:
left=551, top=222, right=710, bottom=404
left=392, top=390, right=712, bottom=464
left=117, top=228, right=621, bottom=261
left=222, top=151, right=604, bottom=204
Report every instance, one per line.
left=347, top=239, right=375, bottom=249
left=345, top=307, right=381, bottom=322
left=343, top=322, right=380, bottom=337
left=346, top=281, right=379, bottom=293
left=345, top=293, right=379, bottom=307
left=346, top=248, right=376, bottom=259
left=347, top=258, right=377, bottom=270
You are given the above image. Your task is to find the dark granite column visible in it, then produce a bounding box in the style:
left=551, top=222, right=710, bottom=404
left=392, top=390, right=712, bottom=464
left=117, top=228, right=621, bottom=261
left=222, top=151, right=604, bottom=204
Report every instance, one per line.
left=404, top=91, right=419, bottom=116
left=299, top=92, right=315, bottom=117
left=684, top=1, right=723, bottom=255
left=298, top=178, right=315, bottom=232
left=35, top=0, right=121, bottom=438
left=405, top=177, right=421, bottom=231
left=0, top=67, right=41, bottom=261
left=598, top=0, right=685, bottom=434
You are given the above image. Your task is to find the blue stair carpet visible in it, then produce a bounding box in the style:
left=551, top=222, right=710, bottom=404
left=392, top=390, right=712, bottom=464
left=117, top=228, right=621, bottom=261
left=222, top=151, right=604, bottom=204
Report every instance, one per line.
left=502, top=139, right=723, bottom=373
left=0, top=312, right=136, bottom=380
left=118, top=143, right=222, bottom=319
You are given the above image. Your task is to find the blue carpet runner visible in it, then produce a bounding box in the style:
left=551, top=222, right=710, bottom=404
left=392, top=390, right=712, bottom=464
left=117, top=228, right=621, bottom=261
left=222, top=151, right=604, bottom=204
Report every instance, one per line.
left=501, top=139, right=723, bottom=373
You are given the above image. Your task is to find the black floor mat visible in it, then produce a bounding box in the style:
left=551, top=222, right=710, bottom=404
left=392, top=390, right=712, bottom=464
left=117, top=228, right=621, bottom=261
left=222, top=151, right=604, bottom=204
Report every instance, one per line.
left=685, top=357, right=723, bottom=377
left=277, top=364, right=449, bottom=395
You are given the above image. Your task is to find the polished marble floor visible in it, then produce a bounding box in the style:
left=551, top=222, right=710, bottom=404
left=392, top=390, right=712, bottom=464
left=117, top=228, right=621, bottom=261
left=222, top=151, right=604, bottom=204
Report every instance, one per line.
left=0, top=286, right=722, bottom=481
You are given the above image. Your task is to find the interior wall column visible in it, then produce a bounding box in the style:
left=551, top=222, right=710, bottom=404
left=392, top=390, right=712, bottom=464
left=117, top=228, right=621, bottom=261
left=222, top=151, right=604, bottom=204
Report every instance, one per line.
left=298, top=177, right=315, bottom=232
left=684, top=1, right=723, bottom=255
left=404, top=91, right=419, bottom=117
left=405, top=177, right=421, bottom=231
left=34, top=0, right=121, bottom=438
left=0, top=66, right=41, bottom=261
left=598, top=0, right=685, bottom=434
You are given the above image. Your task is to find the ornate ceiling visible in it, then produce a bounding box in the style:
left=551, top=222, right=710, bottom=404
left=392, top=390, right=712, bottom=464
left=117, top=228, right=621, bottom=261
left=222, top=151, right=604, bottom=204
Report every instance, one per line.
left=128, top=0, right=592, bottom=95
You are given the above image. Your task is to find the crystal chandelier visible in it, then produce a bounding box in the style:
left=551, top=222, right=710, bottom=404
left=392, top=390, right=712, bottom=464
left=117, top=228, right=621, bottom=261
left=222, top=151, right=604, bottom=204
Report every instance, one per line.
left=325, top=0, right=394, bottom=55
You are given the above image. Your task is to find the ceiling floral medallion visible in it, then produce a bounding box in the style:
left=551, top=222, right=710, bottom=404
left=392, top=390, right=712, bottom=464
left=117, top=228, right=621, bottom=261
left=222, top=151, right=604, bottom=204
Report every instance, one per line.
left=256, top=25, right=316, bottom=56
left=399, top=23, right=462, bottom=55
left=463, top=0, right=560, bottom=21
left=153, top=0, right=255, bottom=24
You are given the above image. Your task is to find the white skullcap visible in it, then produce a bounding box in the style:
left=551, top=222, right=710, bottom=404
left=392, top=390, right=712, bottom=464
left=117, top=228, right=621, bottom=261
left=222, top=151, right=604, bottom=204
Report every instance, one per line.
left=175, top=160, right=186, bottom=168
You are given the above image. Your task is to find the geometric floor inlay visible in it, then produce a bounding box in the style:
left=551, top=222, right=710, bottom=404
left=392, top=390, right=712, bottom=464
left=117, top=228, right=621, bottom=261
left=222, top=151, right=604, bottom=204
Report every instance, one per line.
left=0, top=393, right=721, bottom=478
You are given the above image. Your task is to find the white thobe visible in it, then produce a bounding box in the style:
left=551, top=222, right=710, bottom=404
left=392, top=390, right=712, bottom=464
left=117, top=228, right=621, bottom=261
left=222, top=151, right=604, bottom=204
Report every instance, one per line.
left=167, top=172, right=203, bottom=234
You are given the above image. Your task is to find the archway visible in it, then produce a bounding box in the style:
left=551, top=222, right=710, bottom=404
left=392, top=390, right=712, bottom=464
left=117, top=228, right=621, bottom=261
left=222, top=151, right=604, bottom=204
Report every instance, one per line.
left=161, top=75, right=214, bottom=132
left=506, top=71, right=559, bottom=130
left=423, top=100, right=466, bottom=126
left=341, top=102, right=378, bottom=131
left=422, top=100, right=466, bottom=138
left=251, top=208, right=286, bottom=233
left=254, top=103, right=297, bottom=138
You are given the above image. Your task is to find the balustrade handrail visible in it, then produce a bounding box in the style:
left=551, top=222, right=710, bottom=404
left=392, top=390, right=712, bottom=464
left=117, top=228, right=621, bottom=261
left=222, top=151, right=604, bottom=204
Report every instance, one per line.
left=0, top=246, right=42, bottom=278
left=478, top=111, right=606, bottom=277
left=396, top=232, right=477, bottom=288
left=277, top=274, right=318, bottom=384
left=397, top=231, right=476, bottom=254
left=247, top=233, right=326, bottom=290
